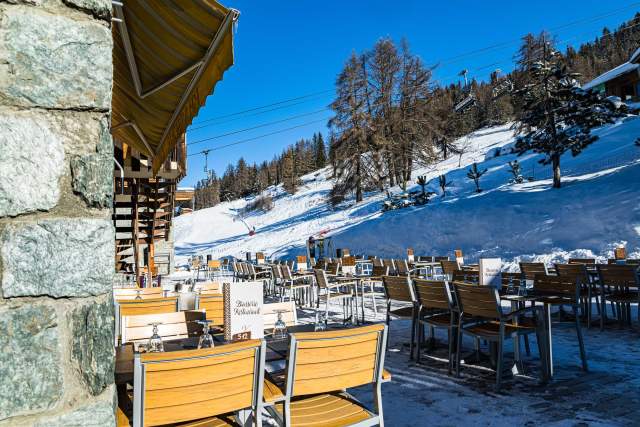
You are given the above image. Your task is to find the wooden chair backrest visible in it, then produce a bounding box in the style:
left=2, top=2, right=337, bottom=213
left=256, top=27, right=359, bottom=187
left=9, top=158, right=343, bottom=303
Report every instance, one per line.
left=195, top=294, right=224, bottom=327
left=326, top=262, right=341, bottom=276
left=282, top=264, right=294, bottom=281
left=315, top=259, right=326, bottom=270
left=451, top=269, right=479, bottom=284
left=597, top=264, right=638, bottom=287
left=626, top=259, right=640, bottom=266
left=271, top=264, right=282, bottom=280
left=395, top=259, right=410, bottom=275
left=555, top=263, right=589, bottom=282
left=440, top=260, right=460, bottom=276
left=263, top=301, right=298, bottom=329
left=256, top=252, right=266, bottom=264
left=382, top=259, right=396, bottom=275
left=313, top=269, right=330, bottom=289
left=372, top=257, right=384, bottom=267
left=382, top=275, right=415, bottom=303
left=134, top=340, right=264, bottom=427
left=519, top=262, right=547, bottom=280
left=453, top=282, right=500, bottom=319
left=114, top=287, right=164, bottom=299
left=533, top=274, right=579, bottom=299
left=434, top=256, right=450, bottom=262
left=286, top=324, right=386, bottom=397
left=500, top=272, right=523, bottom=290
left=118, top=297, right=178, bottom=317
left=568, top=258, right=595, bottom=265
left=371, top=265, right=389, bottom=278
left=413, top=279, right=450, bottom=310
left=296, top=255, right=307, bottom=268
left=241, top=262, right=251, bottom=276
left=407, top=248, right=415, bottom=263
left=122, top=311, right=205, bottom=344
left=207, top=260, right=221, bottom=269
left=418, top=256, right=434, bottom=262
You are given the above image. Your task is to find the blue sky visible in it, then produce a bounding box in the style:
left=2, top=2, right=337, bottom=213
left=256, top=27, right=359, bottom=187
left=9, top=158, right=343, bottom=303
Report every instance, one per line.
left=181, top=0, right=639, bottom=187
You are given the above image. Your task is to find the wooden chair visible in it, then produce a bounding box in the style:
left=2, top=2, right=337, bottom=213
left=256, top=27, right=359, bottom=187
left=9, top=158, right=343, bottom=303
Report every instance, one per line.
left=453, top=282, right=548, bottom=391
left=382, top=275, right=418, bottom=360
left=597, top=264, right=639, bottom=329
left=382, top=259, right=396, bottom=276
left=360, top=265, right=389, bottom=314
left=263, top=301, right=298, bottom=330
left=313, top=269, right=355, bottom=323
left=256, top=252, right=266, bottom=265
left=269, top=325, right=388, bottom=427
left=247, top=262, right=272, bottom=283
left=413, top=279, right=456, bottom=372
left=394, top=259, right=412, bottom=276
left=194, top=293, right=225, bottom=331
left=207, top=259, right=221, bottom=280
left=533, top=274, right=588, bottom=372
left=121, top=311, right=205, bottom=345
left=440, top=260, right=460, bottom=279
left=114, top=287, right=165, bottom=300
left=519, top=262, right=548, bottom=282
left=325, top=261, right=341, bottom=277
left=115, top=297, right=179, bottom=345
left=130, top=340, right=267, bottom=427
left=555, top=263, right=598, bottom=328
left=281, top=265, right=312, bottom=306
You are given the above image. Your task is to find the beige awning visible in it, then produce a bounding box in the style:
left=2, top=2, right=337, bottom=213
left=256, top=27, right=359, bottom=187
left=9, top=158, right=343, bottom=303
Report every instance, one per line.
left=111, top=0, right=238, bottom=174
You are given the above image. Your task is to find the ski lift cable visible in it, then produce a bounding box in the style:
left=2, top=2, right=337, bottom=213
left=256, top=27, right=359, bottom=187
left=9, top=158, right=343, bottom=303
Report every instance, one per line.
left=187, top=108, right=330, bottom=146
left=187, top=117, right=333, bottom=157
left=188, top=3, right=640, bottom=128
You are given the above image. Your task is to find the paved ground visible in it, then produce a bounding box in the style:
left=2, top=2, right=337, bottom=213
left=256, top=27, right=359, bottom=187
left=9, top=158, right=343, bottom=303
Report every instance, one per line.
left=345, top=315, right=640, bottom=426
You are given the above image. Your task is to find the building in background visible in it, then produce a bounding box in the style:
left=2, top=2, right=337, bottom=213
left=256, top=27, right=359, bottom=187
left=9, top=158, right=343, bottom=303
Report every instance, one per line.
left=583, top=47, right=640, bottom=100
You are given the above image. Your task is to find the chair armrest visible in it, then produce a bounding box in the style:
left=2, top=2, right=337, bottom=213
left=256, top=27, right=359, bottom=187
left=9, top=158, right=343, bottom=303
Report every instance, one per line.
left=382, top=369, right=392, bottom=383
left=263, top=378, right=285, bottom=405
left=502, top=305, right=543, bottom=321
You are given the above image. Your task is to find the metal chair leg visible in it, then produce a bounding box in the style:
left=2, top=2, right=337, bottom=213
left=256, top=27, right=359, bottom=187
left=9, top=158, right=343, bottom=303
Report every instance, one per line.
left=495, top=335, right=504, bottom=392
left=573, top=305, right=588, bottom=372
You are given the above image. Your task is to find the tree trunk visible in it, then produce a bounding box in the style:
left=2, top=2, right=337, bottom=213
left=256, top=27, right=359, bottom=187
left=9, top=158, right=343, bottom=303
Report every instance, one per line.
left=356, top=157, right=363, bottom=202
left=552, top=154, right=561, bottom=188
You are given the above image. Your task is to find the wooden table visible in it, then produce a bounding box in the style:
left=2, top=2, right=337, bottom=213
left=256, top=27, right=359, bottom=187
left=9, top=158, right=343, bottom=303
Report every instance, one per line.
left=115, top=324, right=320, bottom=385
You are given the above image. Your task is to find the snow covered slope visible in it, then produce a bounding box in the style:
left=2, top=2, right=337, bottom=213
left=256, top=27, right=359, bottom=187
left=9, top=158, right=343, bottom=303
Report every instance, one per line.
left=174, top=118, right=640, bottom=266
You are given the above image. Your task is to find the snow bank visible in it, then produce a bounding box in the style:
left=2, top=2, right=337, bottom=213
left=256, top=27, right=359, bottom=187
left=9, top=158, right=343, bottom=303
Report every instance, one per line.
left=174, top=119, right=640, bottom=264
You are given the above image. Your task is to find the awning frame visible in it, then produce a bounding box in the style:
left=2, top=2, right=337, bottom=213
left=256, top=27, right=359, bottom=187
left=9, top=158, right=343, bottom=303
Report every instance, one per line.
left=111, top=2, right=239, bottom=170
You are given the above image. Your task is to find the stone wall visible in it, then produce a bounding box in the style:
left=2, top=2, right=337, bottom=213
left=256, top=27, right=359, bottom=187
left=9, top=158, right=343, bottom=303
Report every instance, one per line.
left=0, top=0, right=115, bottom=425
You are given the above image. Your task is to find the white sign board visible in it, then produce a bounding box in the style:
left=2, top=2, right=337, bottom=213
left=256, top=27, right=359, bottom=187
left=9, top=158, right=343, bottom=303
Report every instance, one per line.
left=479, top=258, right=502, bottom=288
left=223, top=281, right=264, bottom=341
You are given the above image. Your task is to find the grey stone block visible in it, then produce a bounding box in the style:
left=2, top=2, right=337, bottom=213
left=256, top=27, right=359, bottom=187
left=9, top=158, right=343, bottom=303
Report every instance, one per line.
left=62, top=0, right=112, bottom=21
left=33, top=390, right=116, bottom=427
left=0, top=113, right=65, bottom=217
left=0, top=6, right=112, bottom=110
left=0, top=218, right=114, bottom=298
left=71, top=117, right=113, bottom=208
left=70, top=298, right=115, bottom=396
left=0, top=304, right=61, bottom=420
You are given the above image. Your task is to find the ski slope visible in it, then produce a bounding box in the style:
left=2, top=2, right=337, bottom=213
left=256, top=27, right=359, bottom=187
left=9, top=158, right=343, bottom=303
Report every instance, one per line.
left=174, top=118, right=640, bottom=267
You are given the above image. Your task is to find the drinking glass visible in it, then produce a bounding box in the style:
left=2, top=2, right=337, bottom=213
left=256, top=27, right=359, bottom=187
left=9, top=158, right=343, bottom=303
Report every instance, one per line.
left=197, top=320, right=214, bottom=349
left=314, top=311, right=327, bottom=332
left=147, top=322, right=164, bottom=352
left=273, top=310, right=288, bottom=340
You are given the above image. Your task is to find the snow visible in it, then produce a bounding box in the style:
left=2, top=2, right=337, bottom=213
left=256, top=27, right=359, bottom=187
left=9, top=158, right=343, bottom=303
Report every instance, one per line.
left=174, top=117, right=640, bottom=265
left=582, top=61, right=640, bottom=90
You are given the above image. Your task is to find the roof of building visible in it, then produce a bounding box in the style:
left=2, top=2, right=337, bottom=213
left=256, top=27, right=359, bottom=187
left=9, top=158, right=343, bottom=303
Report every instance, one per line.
left=583, top=47, right=640, bottom=90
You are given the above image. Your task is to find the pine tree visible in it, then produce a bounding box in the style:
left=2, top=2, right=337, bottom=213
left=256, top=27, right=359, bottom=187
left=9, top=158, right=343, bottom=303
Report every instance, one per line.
left=281, top=148, right=297, bottom=194
left=513, top=34, right=627, bottom=188
left=313, top=133, right=327, bottom=168
left=438, top=174, right=451, bottom=198
left=466, top=162, right=487, bottom=193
